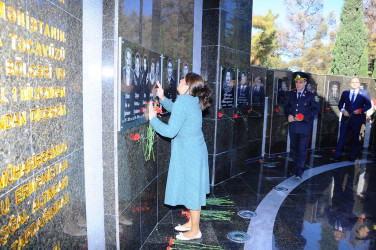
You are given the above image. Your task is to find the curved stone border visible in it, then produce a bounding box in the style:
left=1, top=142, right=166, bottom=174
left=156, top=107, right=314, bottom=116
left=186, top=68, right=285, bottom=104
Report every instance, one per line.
left=244, top=160, right=373, bottom=250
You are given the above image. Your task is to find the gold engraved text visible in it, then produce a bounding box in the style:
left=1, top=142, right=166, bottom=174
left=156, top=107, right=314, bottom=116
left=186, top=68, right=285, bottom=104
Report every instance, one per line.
left=14, top=159, right=68, bottom=205
left=0, top=111, right=27, bottom=130
left=10, top=34, right=66, bottom=61
left=20, top=86, right=65, bottom=101
left=0, top=142, right=68, bottom=189
left=0, top=3, right=66, bottom=42
left=5, top=59, right=52, bottom=79
left=30, top=103, right=66, bottom=122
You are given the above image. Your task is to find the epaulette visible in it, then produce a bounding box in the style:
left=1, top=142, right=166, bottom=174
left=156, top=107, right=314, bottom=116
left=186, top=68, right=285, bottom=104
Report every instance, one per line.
left=306, top=89, right=314, bottom=93
left=290, top=88, right=297, bottom=92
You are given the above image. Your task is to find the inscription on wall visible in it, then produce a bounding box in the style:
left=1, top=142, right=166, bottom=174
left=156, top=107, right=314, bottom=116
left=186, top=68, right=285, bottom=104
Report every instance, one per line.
left=0, top=1, right=81, bottom=248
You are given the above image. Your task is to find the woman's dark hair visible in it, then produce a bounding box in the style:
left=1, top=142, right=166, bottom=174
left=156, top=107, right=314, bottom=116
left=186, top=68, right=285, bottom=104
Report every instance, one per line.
left=185, top=72, right=212, bottom=110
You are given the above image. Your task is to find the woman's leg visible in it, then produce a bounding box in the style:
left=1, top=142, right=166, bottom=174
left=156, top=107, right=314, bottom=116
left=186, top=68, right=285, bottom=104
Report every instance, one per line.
left=183, top=207, right=201, bottom=238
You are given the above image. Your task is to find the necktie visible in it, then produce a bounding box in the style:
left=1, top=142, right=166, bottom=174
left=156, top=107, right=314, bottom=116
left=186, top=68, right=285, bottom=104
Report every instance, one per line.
left=351, top=90, right=355, bottom=103
left=298, top=92, right=301, bottom=99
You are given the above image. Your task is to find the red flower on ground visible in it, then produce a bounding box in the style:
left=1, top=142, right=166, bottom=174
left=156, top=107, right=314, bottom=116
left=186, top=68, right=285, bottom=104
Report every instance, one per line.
left=248, top=110, right=251, bottom=114
left=296, top=113, right=304, bottom=120
left=167, top=246, right=171, bottom=250
left=275, top=109, right=280, bottom=113
left=218, top=112, right=223, bottom=118
left=169, top=236, right=174, bottom=246
left=134, top=133, right=141, bottom=141
left=130, top=134, right=135, bottom=140
left=234, top=114, right=238, bottom=119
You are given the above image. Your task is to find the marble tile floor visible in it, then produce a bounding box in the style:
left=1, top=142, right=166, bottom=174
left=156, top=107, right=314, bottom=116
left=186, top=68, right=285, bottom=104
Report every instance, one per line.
left=141, top=149, right=376, bottom=250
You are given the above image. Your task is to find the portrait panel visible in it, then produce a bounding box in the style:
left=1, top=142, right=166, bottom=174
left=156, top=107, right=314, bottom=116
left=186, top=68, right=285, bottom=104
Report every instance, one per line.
left=327, top=81, right=340, bottom=106
left=276, top=77, right=290, bottom=106
left=250, top=74, right=265, bottom=106
left=220, top=67, right=236, bottom=109
left=237, top=70, right=251, bottom=107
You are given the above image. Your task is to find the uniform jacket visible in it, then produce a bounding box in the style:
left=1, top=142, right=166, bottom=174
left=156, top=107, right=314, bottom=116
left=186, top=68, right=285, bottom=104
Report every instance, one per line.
left=284, top=88, right=320, bottom=134
left=338, top=89, right=371, bottom=124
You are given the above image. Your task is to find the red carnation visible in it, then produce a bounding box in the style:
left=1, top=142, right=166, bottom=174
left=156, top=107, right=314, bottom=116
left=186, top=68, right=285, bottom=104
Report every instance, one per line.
left=218, top=112, right=223, bottom=118
left=296, top=113, right=304, bottom=120
left=278, top=155, right=281, bottom=158
left=358, top=108, right=362, bottom=113
left=234, top=114, right=238, bottom=119
left=167, top=247, right=171, bottom=250
left=155, top=107, right=163, bottom=114
left=248, top=110, right=251, bottom=114
left=325, top=107, right=329, bottom=111
left=154, top=101, right=160, bottom=105
left=275, top=109, right=280, bottom=113
left=169, top=237, right=174, bottom=246
left=134, top=133, right=141, bottom=141
left=140, top=107, right=147, bottom=113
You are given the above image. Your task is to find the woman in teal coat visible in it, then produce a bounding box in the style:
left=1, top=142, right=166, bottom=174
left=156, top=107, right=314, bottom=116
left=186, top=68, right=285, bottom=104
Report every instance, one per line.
left=147, top=73, right=211, bottom=240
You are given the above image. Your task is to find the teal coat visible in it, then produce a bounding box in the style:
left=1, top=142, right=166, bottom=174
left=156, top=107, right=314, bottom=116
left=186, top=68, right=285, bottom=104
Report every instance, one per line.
left=150, top=94, right=210, bottom=210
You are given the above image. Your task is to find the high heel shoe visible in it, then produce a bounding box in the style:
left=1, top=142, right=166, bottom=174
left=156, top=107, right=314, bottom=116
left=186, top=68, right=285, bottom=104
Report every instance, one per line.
left=174, top=224, right=191, bottom=232
left=176, top=231, right=202, bottom=240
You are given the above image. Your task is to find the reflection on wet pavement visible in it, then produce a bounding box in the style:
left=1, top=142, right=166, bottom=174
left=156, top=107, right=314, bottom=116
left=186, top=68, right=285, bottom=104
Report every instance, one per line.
left=142, top=149, right=376, bottom=250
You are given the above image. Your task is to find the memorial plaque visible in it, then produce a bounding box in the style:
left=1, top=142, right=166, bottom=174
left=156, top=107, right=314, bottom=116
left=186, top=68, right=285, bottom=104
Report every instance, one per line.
left=276, top=77, right=290, bottom=106
left=327, top=81, right=341, bottom=106
left=250, top=74, right=265, bottom=106
left=118, top=38, right=162, bottom=131
left=219, top=67, right=236, bottom=109
left=162, top=57, right=177, bottom=102
left=0, top=0, right=85, bottom=249
left=236, top=69, right=250, bottom=107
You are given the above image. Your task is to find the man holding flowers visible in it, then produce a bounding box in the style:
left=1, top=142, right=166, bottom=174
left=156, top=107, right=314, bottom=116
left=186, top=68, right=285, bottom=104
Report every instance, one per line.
left=334, top=77, right=371, bottom=161
left=284, top=73, right=320, bottom=179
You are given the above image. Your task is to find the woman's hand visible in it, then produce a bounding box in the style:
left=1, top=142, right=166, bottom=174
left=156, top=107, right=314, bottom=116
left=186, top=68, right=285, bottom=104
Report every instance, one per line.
left=155, top=81, right=165, bottom=101
left=148, top=102, right=157, bottom=120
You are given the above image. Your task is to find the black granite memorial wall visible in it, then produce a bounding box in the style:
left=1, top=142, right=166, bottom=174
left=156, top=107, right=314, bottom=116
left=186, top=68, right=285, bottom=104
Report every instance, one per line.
left=201, top=0, right=255, bottom=185
left=116, top=0, right=195, bottom=248
left=0, top=0, right=85, bottom=248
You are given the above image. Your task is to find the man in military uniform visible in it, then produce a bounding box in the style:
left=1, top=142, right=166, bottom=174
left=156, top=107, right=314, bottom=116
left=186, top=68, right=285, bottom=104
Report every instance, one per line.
left=284, top=73, right=320, bottom=179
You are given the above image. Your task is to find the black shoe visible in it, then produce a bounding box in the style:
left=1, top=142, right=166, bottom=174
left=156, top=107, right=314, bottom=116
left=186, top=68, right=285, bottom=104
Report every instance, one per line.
left=330, top=156, right=341, bottom=162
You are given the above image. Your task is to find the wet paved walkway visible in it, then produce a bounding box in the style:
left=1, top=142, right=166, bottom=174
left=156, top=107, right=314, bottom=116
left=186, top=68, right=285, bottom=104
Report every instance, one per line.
left=142, top=149, right=376, bottom=250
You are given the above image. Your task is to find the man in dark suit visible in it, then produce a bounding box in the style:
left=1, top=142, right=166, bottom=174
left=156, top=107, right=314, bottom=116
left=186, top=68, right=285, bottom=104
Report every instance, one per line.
left=164, top=59, right=176, bottom=101
left=284, top=73, right=320, bottom=179
left=334, top=77, right=371, bottom=161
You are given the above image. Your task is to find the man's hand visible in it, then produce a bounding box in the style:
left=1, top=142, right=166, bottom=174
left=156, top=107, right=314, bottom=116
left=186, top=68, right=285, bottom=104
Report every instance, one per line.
left=342, top=110, right=350, bottom=117
left=288, top=115, right=294, bottom=122
left=353, top=109, right=361, bottom=115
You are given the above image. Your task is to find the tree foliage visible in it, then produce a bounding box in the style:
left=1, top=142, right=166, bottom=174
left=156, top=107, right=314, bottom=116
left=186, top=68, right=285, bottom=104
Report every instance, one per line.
left=329, top=0, right=367, bottom=76
left=363, top=0, right=376, bottom=76
left=359, top=47, right=369, bottom=77
left=251, top=10, right=279, bottom=66
left=281, top=0, right=325, bottom=71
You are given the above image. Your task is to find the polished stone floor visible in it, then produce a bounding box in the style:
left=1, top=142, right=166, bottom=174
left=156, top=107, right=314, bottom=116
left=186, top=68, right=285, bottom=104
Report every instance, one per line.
left=142, top=149, right=376, bottom=250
